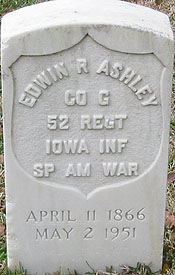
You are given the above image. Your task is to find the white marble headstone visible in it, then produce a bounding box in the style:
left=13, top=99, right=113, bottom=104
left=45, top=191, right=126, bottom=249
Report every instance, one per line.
left=2, top=0, right=174, bottom=274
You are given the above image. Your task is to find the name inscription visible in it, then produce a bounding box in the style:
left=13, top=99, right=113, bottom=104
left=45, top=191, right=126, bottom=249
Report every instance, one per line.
left=19, top=59, right=158, bottom=108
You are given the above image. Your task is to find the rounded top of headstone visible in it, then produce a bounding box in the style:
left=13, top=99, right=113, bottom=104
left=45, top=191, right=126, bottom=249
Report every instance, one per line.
left=1, top=0, right=174, bottom=69
left=2, top=0, right=173, bottom=40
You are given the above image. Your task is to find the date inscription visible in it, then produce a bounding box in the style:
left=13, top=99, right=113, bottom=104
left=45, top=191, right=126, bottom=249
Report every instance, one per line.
left=35, top=226, right=136, bottom=241
left=26, top=208, right=146, bottom=241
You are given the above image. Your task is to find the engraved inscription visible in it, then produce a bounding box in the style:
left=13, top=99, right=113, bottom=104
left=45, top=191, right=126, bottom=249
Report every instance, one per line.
left=108, top=208, right=145, bottom=221
left=19, top=59, right=158, bottom=108
left=46, top=139, right=89, bottom=155
left=26, top=207, right=146, bottom=241
left=65, top=90, right=87, bottom=106
left=33, top=163, right=55, bottom=178
left=103, top=162, right=138, bottom=177
left=19, top=63, right=69, bottom=107
left=100, top=139, right=128, bottom=153
left=97, top=60, right=158, bottom=106
left=86, top=210, right=96, bottom=221
left=76, top=58, right=89, bottom=74
left=36, top=227, right=74, bottom=240
left=26, top=210, right=77, bottom=222
left=99, top=90, right=110, bottom=106
left=65, top=163, right=91, bottom=177
left=12, top=36, right=163, bottom=193
left=84, top=227, right=94, bottom=239
left=80, top=114, right=127, bottom=130
left=47, top=115, right=69, bottom=130
left=105, top=227, right=136, bottom=240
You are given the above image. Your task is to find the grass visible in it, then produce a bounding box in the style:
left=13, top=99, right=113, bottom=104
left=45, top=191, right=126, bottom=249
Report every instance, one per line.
left=0, top=0, right=175, bottom=274
left=0, top=263, right=163, bottom=275
left=0, top=0, right=44, bottom=14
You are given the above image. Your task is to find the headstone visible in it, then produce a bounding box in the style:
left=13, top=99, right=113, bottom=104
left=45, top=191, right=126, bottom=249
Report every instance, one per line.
left=2, top=0, right=174, bottom=274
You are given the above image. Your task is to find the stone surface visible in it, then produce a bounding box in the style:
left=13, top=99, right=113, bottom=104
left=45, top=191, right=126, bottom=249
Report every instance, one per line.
left=1, top=0, right=174, bottom=274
